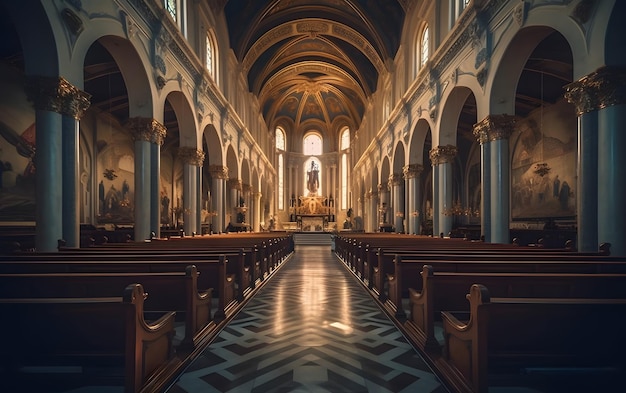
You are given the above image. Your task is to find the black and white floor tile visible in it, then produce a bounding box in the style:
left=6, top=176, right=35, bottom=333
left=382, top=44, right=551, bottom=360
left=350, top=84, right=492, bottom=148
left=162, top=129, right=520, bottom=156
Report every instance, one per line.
left=166, top=245, right=450, bottom=393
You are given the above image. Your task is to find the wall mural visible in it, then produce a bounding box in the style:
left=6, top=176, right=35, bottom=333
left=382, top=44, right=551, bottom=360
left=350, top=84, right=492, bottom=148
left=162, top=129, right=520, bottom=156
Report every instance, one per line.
left=511, top=102, right=577, bottom=220
left=0, top=66, right=36, bottom=223
left=96, top=131, right=135, bottom=224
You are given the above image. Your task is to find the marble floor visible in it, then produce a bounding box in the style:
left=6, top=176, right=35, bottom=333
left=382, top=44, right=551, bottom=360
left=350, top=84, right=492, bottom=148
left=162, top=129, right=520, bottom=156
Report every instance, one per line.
left=165, top=245, right=451, bottom=393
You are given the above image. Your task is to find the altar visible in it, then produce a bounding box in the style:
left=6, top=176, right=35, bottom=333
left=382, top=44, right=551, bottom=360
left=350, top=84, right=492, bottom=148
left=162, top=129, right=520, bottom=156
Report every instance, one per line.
left=298, top=215, right=327, bottom=232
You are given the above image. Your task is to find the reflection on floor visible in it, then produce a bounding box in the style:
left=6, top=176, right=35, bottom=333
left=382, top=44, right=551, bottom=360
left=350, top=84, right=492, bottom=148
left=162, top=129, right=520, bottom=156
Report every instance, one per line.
left=165, top=245, right=451, bottom=393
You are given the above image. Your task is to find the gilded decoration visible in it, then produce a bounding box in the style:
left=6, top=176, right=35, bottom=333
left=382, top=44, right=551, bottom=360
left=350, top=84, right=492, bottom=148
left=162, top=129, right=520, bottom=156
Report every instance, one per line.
left=26, top=76, right=92, bottom=116
left=429, top=145, right=458, bottom=166
left=127, top=117, right=167, bottom=145
left=564, top=66, right=626, bottom=116
left=472, top=114, right=516, bottom=144
left=227, top=178, right=242, bottom=190
left=388, top=173, right=403, bottom=187
left=208, top=165, right=229, bottom=180
left=403, top=164, right=424, bottom=179
left=377, top=183, right=389, bottom=193
left=177, top=147, right=205, bottom=167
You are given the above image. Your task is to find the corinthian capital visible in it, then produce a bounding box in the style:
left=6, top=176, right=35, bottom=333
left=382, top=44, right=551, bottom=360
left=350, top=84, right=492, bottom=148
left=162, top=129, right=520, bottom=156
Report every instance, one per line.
left=26, top=76, right=91, bottom=117
left=565, top=66, right=626, bottom=116
left=208, top=165, right=229, bottom=179
left=177, top=147, right=205, bottom=166
left=403, top=164, right=423, bottom=179
left=127, top=117, right=167, bottom=145
left=472, top=114, right=516, bottom=144
left=429, top=145, right=458, bottom=165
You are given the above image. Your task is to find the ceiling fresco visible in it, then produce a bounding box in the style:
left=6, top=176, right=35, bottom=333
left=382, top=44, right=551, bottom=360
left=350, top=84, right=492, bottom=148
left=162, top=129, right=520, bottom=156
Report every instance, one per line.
left=223, top=0, right=407, bottom=133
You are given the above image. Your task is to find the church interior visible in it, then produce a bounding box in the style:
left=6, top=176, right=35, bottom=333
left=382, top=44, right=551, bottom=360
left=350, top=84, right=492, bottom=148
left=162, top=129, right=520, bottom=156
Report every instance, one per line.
left=1, top=0, right=625, bottom=392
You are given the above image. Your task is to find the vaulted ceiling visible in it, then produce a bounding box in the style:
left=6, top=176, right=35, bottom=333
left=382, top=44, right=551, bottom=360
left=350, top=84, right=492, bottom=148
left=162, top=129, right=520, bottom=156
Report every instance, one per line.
left=222, top=0, right=407, bottom=132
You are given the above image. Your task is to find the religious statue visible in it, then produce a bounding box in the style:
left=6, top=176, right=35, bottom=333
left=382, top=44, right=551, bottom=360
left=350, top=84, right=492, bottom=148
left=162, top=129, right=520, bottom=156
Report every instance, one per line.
left=306, top=161, right=319, bottom=195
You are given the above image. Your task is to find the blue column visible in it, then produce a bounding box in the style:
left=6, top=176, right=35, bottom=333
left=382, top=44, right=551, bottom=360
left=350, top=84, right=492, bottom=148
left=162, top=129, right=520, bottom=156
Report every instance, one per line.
left=150, top=142, right=161, bottom=238
left=26, top=77, right=64, bottom=252
left=128, top=118, right=165, bottom=242
left=473, top=115, right=515, bottom=244
left=60, top=82, right=90, bottom=248
left=598, top=104, right=626, bottom=255
left=490, top=138, right=510, bottom=244
left=430, top=145, right=457, bottom=238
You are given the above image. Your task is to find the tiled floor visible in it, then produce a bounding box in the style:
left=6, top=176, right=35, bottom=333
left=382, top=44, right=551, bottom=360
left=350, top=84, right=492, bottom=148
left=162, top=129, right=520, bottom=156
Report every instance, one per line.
left=165, top=245, right=451, bottom=393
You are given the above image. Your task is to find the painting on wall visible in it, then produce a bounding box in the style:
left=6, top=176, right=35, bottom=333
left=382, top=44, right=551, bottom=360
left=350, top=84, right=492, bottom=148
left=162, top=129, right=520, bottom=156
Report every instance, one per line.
left=96, top=125, right=135, bottom=224
left=511, top=108, right=576, bottom=220
left=0, top=121, right=36, bottom=222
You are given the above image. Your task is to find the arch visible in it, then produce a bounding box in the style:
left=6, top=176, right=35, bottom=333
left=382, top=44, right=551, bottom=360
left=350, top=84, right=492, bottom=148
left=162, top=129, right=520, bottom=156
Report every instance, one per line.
left=437, top=86, right=473, bottom=146
left=225, top=145, right=238, bottom=180
left=164, top=90, right=197, bottom=148
left=202, top=124, right=223, bottom=166
left=409, top=118, right=432, bottom=165
left=2, top=2, right=59, bottom=77
left=392, top=141, right=406, bottom=175
left=303, top=132, right=323, bottom=156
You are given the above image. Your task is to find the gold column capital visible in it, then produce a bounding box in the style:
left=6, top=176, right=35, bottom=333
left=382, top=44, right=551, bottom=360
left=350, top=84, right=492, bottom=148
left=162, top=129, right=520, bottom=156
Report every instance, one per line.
left=565, top=66, right=626, bottom=115
left=208, top=165, right=229, bottom=179
left=377, top=183, right=389, bottom=193
left=227, top=178, right=242, bottom=190
left=429, top=145, right=458, bottom=166
left=472, top=114, right=516, bottom=144
left=388, top=173, right=403, bottom=187
left=177, top=147, right=205, bottom=166
left=403, top=164, right=424, bottom=179
left=26, top=76, right=91, bottom=118
left=127, top=117, right=167, bottom=145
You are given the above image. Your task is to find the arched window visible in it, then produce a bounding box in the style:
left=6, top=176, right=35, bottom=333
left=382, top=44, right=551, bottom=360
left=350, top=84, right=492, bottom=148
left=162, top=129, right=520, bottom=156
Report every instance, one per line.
left=451, top=0, right=471, bottom=26
left=420, top=25, right=429, bottom=68
left=340, top=128, right=350, bottom=151
left=303, top=133, right=322, bottom=196
left=276, top=127, right=285, bottom=150
left=204, top=30, right=218, bottom=82
left=303, top=133, right=322, bottom=156
left=276, top=128, right=286, bottom=210
left=165, top=0, right=187, bottom=36
left=340, top=128, right=350, bottom=210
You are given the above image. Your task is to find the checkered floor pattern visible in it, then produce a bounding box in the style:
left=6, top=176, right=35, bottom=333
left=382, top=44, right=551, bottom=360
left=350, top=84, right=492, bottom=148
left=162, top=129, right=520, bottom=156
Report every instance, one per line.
left=165, top=245, right=450, bottom=393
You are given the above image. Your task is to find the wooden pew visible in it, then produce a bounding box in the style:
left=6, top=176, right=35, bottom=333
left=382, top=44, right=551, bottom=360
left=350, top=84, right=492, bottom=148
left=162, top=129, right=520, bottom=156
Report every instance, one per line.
left=0, top=265, right=212, bottom=349
left=440, top=284, right=626, bottom=393
left=0, top=284, right=176, bottom=393
left=374, top=251, right=626, bottom=310
left=404, top=265, right=626, bottom=353
left=0, top=254, right=237, bottom=320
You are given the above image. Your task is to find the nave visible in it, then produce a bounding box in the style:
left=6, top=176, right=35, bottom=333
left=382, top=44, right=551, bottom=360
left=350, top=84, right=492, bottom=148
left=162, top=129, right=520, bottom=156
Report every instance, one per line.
left=165, top=245, right=450, bottom=393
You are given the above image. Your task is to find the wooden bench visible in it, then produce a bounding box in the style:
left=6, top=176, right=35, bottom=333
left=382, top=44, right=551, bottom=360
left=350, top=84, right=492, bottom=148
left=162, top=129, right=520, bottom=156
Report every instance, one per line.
left=0, top=265, right=212, bottom=348
left=440, top=284, right=626, bottom=393
left=404, top=265, right=626, bottom=353
left=0, top=254, right=237, bottom=320
left=0, top=283, right=176, bottom=393
left=373, top=251, right=626, bottom=310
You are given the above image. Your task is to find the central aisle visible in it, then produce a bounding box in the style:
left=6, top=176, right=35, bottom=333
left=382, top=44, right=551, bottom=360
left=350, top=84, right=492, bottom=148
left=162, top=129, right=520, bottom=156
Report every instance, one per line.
left=166, top=245, right=450, bottom=393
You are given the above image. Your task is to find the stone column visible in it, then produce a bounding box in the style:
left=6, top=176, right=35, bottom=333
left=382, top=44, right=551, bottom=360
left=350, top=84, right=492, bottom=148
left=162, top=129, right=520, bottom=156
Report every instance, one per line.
left=473, top=115, right=515, bottom=244
left=404, top=164, right=424, bottom=235
left=242, top=183, right=251, bottom=226
left=377, top=183, right=390, bottom=229
left=26, top=77, right=71, bottom=251
left=150, top=123, right=167, bottom=238
left=178, top=147, right=204, bottom=236
left=430, top=145, right=458, bottom=238
left=389, top=173, right=404, bottom=233
left=227, top=178, right=241, bottom=228
left=209, top=165, right=228, bottom=233
left=59, top=80, right=91, bottom=248
left=253, top=191, right=262, bottom=232
left=127, top=117, right=166, bottom=242
left=568, top=67, right=626, bottom=255
left=369, top=191, right=378, bottom=232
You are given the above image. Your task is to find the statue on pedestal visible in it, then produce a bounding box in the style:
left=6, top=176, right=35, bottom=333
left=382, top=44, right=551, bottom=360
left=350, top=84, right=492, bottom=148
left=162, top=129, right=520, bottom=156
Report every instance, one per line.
left=306, top=161, right=319, bottom=195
